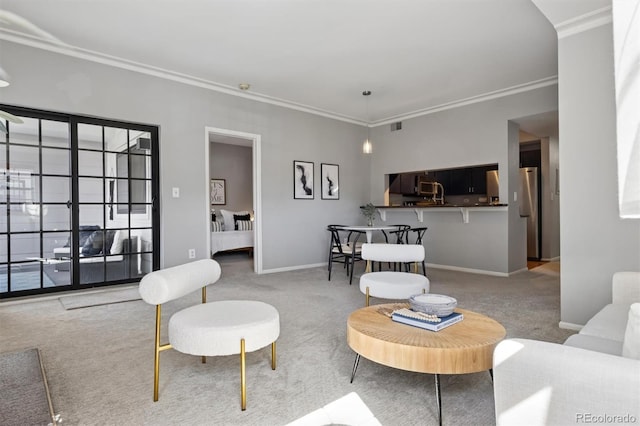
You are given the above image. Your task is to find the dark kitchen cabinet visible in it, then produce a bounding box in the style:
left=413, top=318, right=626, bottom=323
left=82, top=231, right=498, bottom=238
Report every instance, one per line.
left=446, top=165, right=497, bottom=195
left=469, top=166, right=489, bottom=194
left=389, top=174, right=401, bottom=193
left=388, top=164, right=498, bottom=197
left=430, top=170, right=450, bottom=190
left=448, top=168, right=469, bottom=195
left=400, top=173, right=418, bottom=195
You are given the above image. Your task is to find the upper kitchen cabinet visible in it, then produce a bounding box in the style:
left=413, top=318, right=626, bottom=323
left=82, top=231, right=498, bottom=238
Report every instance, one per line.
left=399, top=173, right=419, bottom=195
left=442, top=164, right=498, bottom=196
left=389, top=172, right=418, bottom=195
left=389, top=173, right=401, bottom=193
left=387, top=164, right=498, bottom=198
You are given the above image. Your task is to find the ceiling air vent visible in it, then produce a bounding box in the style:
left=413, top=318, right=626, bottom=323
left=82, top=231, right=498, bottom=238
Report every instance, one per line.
left=390, top=122, right=402, bottom=131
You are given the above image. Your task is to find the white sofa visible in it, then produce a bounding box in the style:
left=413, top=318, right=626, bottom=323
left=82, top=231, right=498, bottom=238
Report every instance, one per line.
left=493, top=272, right=640, bottom=426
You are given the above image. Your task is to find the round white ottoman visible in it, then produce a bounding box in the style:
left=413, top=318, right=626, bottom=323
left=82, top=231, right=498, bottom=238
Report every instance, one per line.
left=359, top=271, right=430, bottom=306
left=169, top=300, right=280, bottom=410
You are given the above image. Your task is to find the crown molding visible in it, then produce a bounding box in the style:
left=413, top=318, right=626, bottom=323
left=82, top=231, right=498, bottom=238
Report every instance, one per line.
left=0, top=29, right=366, bottom=126
left=555, top=6, right=612, bottom=39
left=372, top=76, right=558, bottom=127
left=1, top=29, right=557, bottom=128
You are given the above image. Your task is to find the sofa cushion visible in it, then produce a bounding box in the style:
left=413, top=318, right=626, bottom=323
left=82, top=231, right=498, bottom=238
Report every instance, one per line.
left=110, top=230, right=127, bottom=255
left=579, top=304, right=630, bottom=343
left=564, top=334, right=623, bottom=356
left=81, top=230, right=116, bottom=255
left=63, top=225, right=101, bottom=248
left=622, top=303, right=640, bottom=360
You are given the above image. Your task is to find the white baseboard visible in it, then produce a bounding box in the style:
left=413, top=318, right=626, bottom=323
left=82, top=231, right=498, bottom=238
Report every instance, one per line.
left=261, top=262, right=326, bottom=274
left=559, top=321, right=583, bottom=331
left=541, top=256, right=561, bottom=262
left=427, top=263, right=510, bottom=277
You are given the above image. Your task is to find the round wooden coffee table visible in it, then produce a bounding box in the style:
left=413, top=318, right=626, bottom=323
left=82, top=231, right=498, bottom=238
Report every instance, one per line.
left=347, top=303, right=506, bottom=425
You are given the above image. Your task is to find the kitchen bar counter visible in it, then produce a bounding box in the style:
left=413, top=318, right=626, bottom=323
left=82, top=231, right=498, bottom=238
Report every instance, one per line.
left=374, top=204, right=508, bottom=223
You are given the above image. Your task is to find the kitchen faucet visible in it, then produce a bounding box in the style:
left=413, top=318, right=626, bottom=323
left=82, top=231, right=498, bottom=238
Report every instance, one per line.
left=434, top=182, right=445, bottom=204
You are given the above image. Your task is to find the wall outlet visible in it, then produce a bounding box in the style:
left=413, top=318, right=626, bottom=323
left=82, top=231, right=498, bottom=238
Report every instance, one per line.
left=172, top=187, right=180, bottom=198
left=188, top=249, right=196, bottom=259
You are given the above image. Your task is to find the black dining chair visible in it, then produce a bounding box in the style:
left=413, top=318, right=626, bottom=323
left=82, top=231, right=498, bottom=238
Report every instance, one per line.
left=327, top=225, right=364, bottom=284
left=388, top=224, right=411, bottom=244
left=409, top=226, right=428, bottom=276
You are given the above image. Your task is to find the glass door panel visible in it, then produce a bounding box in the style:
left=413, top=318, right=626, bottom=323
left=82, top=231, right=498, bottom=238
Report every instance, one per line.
left=41, top=148, right=70, bottom=174
left=1, top=105, right=159, bottom=297
left=41, top=177, right=69, bottom=202
left=41, top=121, right=70, bottom=149
left=1, top=114, right=73, bottom=295
left=7, top=117, right=39, bottom=145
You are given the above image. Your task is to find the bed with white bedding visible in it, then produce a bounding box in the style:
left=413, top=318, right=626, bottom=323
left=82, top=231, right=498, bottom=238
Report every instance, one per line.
left=210, top=209, right=254, bottom=256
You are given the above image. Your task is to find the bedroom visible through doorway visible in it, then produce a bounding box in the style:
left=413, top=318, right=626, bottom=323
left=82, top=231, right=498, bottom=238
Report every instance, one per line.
left=205, top=127, right=261, bottom=273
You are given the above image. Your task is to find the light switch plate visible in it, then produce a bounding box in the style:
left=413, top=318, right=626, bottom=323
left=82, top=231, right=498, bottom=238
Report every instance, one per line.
left=172, top=187, right=180, bottom=198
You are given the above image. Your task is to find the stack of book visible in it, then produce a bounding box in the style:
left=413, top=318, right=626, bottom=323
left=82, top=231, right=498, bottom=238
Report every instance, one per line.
left=391, top=308, right=463, bottom=331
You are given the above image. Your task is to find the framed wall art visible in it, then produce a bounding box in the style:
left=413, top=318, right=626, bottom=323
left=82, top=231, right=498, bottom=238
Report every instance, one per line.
left=210, top=178, right=226, bottom=205
left=321, top=163, right=339, bottom=200
left=293, top=160, right=314, bottom=199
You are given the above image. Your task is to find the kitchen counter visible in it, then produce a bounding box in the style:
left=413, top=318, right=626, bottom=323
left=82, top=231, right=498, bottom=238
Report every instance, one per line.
left=373, top=204, right=508, bottom=223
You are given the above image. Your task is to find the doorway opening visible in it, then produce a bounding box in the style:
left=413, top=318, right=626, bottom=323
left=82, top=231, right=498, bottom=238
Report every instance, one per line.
left=204, top=127, right=262, bottom=273
left=513, top=111, right=560, bottom=265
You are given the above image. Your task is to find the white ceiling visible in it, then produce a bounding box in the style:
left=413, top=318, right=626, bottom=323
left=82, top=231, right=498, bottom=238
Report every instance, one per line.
left=0, top=0, right=608, bottom=133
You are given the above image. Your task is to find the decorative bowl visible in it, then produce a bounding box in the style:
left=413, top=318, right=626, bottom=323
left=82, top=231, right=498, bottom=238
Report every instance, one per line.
left=409, top=294, right=457, bottom=317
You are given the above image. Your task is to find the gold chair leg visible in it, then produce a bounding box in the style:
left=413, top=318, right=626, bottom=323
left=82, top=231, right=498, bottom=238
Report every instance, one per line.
left=153, top=305, right=161, bottom=402
left=240, top=338, right=246, bottom=411
left=271, top=341, right=277, bottom=370
left=365, top=287, right=370, bottom=307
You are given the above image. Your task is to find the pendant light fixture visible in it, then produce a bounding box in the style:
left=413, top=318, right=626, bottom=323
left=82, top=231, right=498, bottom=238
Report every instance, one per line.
left=362, top=90, right=372, bottom=154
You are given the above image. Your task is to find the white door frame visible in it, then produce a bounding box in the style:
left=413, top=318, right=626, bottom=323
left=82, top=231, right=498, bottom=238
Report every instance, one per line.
left=204, top=126, right=262, bottom=273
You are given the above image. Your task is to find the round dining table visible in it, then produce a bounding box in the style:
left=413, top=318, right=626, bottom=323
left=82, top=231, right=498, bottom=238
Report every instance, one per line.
left=339, top=225, right=398, bottom=243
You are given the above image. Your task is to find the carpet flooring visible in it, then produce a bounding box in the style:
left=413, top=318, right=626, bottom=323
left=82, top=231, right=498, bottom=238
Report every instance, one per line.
left=0, top=348, right=54, bottom=426
left=0, top=256, right=574, bottom=425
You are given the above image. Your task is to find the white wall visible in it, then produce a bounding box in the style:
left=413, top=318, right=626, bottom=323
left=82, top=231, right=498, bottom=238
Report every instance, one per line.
left=558, top=23, right=640, bottom=325
left=0, top=41, right=370, bottom=271
left=369, top=86, right=558, bottom=273
left=209, top=142, right=253, bottom=213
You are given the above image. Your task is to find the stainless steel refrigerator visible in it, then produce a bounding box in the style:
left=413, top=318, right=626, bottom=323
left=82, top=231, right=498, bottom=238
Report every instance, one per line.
left=519, top=167, right=539, bottom=259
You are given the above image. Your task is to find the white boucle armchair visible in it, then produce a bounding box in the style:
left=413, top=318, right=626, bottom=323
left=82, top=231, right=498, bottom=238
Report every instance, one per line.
left=493, top=272, right=640, bottom=425
left=138, top=259, right=280, bottom=410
